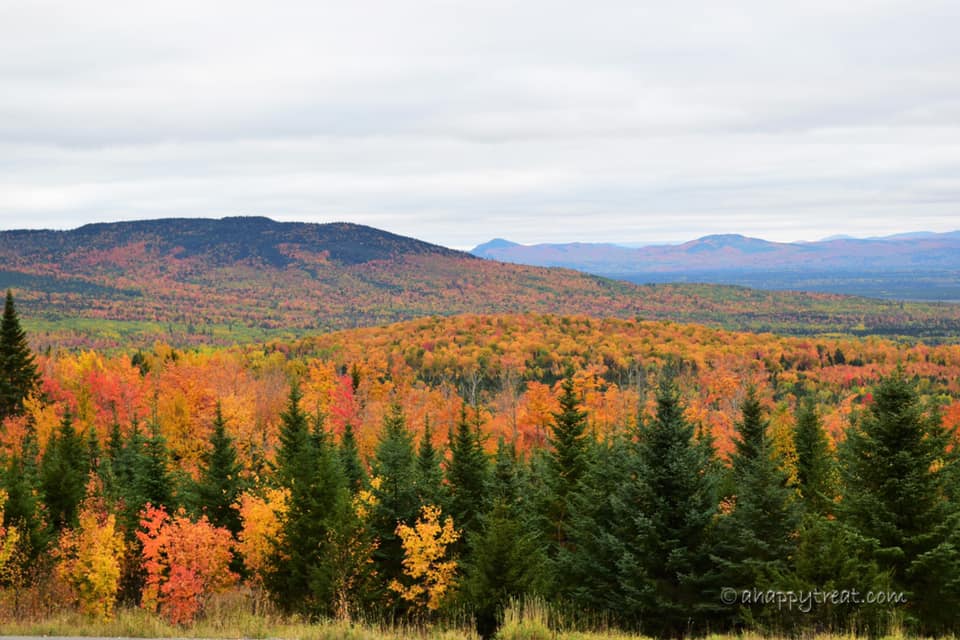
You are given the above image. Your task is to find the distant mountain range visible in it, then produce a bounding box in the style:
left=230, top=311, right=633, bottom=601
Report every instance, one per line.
left=471, top=231, right=960, bottom=272
left=2, top=217, right=959, bottom=348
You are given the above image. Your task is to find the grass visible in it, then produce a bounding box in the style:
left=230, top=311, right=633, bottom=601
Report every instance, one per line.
left=0, top=598, right=946, bottom=640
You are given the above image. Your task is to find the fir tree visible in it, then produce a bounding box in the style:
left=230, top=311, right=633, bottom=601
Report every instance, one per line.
left=415, top=417, right=446, bottom=508
left=1, top=419, right=47, bottom=558
left=632, top=379, right=719, bottom=636
left=446, top=405, right=489, bottom=542
left=711, top=388, right=801, bottom=626
left=196, top=403, right=243, bottom=536
left=269, top=385, right=351, bottom=615
left=840, top=371, right=959, bottom=633
left=368, top=402, right=420, bottom=602
left=490, top=436, right=520, bottom=506
left=0, top=290, right=40, bottom=421
left=40, top=410, right=87, bottom=531
left=794, top=398, right=835, bottom=514
left=339, top=421, right=366, bottom=492
left=465, top=500, right=544, bottom=639
left=544, top=368, right=589, bottom=555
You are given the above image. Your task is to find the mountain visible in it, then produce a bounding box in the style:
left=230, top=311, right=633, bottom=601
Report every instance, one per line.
left=471, top=230, right=960, bottom=272
left=2, top=217, right=960, bottom=349
left=470, top=231, right=960, bottom=301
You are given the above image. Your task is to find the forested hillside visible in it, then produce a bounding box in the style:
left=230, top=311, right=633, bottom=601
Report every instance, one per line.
left=3, top=218, right=960, bottom=349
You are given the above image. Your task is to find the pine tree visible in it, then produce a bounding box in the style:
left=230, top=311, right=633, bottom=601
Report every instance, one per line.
left=339, top=421, right=366, bottom=492
left=794, top=398, right=835, bottom=514
left=711, top=388, right=801, bottom=626
left=269, top=385, right=351, bottom=615
left=490, top=436, right=520, bottom=506
left=446, top=406, right=489, bottom=542
left=632, top=379, right=719, bottom=636
left=544, top=368, right=589, bottom=555
left=1, top=420, right=47, bottom=558
left=40, top=410, right=88, bottom=531
left=196, top=403, right=243, bottom=536
left=415, top=417, right=446, bottom=508
left=141, top=417, right=173, bottom=510
left=840, top=371, right=959, bottom=633
left=465, top=500, right=544, bottom=639
left=0, top=290, right=40, bottom=421
left=368, top=402, right=420, bottom=603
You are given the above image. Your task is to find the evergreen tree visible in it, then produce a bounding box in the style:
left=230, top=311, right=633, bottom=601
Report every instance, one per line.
left=544, top=368, right=589, bottom=555
left=368, top=402, right=420, bottom=602
left=465, top=500, right=544, bottom=639
left=632, top=380, right=719, bottom=636
left=446, top=405, right=489, bottom=542
left=794, top=398, right=835, bottom=514
left=339, top=421, right=366, bottom=492
left=711, top=388, right=801, bottom=627
left=490, top=436, right=520, bottom=506
left=269, top=384, right=351, bottom=615
left=1, top=419, right=47, bottom=558
left=840, top=371, right=959, bottom=633
left=558, top=435, right=639, bottom=620
left=415, top=417, right=446, bottom=508
left=141, top=416, right=173, bottom=509
left=0, top=290, right=40, bottom=421
left=40, top=410, right=88, bottom=531
left=196, top=403, right=243, bottom=536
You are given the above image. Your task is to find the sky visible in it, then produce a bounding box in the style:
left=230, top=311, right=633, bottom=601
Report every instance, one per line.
left=2, top=1, right=959, bottom=249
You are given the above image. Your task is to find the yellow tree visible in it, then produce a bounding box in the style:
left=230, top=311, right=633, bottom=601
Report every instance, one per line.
left=389, top=504, right=460, bottom=613
left=0, top=490, right=21, bottom=585
left=235, top=487, right=288, bottom=589
left=56, top=485, right=125, bottom=620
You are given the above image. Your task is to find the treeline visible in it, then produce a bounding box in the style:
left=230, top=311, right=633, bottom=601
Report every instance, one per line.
left=2, top=293, right=960, bottom=637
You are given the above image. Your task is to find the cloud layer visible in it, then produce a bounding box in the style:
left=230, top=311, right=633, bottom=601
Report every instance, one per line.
left=2, top=0, right=959, bottom=246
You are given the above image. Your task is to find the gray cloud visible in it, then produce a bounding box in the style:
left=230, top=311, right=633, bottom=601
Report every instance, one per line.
left=1, top=0, right=959, bottom=247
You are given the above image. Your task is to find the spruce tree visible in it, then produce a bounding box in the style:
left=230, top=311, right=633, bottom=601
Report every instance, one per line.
left=840, top=371, right=959, bottom=633
left=196, top=403, right=243, bottom=536
left=368, top=402, right=420, bottom=602
left=415, top=417, right=446, bottom=508
left=446, top=405, right=489, bottom=542
left=794, top=398, right=835, bottom=514
left=490, top=436, right=520, bottom=506
left=0, top=290, right=39, bottom=421
left=1, top=420, right=47, bottom=558
left=141, top=417, right=173, bottom=509
left=270, top=384, right=351, bottom=615
left=40, top=410, right=88, bottom=531
left=711, top=388, right=801, bottom=626
left=633, top=379, right=719, bottom=636
left=544, top=368, right=589, bottom=555
left=339, top=421, right=366, bottom=492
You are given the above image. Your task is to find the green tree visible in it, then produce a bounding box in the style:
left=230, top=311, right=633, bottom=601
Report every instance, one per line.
left=40, top=410, right=88, bottom=532
left=0, top=290, right=39, bottom=421
left=1, top=420, right=48, bottom=559
left=196, top=403, right=243, bottom=536
left=368, top=402, right=420, bottom=604
left=711, top=388, right=801, bottom=627
left=544, top=368, right=589, bottom=555
left=794, top=398, right=835, bottom=514
left=633, top=380, right=719, bottom=636
left=415, top=417, right=446, bottom=508
left=840, top=371, right=959, bottom=634
left=339, top=421, right=366, bottom=492
left=446, top=406, right=489, bottom=543
left=269, top=385, right=351, bottom=615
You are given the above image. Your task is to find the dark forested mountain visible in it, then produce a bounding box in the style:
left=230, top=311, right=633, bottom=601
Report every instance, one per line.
left=2, top=217, right=960, bottom=348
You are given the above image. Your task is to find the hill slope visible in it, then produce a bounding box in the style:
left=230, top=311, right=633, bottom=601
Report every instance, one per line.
left=2, top=217, right=960, bottom=348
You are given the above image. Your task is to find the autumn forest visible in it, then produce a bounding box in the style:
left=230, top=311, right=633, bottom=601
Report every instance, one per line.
left=2, top=280, right=960, bottom=638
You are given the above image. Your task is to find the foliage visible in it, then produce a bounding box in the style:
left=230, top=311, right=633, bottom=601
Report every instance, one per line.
left=137, top=505, right=238, bottom=625
left=56, top=484, right=125, bottom=620
left=0, top=290, right=39, bottom=420
left=389, top=505, right=460, bottom=614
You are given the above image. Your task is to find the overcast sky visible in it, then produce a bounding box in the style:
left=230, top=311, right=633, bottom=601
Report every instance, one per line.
left=2, top=1, right=959, bottom=248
